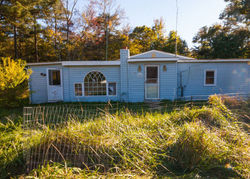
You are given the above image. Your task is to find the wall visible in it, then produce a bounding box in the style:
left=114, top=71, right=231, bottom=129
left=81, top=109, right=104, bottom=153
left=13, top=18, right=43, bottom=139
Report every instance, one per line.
left=128, top=62, right=177, bottom=102
left=64, top=66, right=120, bottom=102
left=29, top=65, right=62, bottom=104
left=177, top=62, right=250, bottom=98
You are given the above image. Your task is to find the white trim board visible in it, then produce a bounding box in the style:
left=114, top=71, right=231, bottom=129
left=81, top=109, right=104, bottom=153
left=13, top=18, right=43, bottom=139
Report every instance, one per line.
left=62, top=61, right=120, bottom=66
left=28, top=61, right=120, bottom=66
left=204, top=69, right=217, bottom=87
left=27, top=62, right=62, bottom=66
left=144, top=65, right=160, bottom=100
left=178, top=59, right=250, bottom=63
left=128, top=58, right=178, bottom=63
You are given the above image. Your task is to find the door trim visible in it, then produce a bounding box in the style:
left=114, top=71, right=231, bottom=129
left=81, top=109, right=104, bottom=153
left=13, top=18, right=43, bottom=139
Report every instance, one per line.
left=144, top=65, right=160, bottom=100
left=47, top=68, right=64, bottom=102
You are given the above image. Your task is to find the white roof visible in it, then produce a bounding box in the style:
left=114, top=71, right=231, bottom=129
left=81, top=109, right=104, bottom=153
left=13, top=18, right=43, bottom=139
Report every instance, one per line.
left=27, top=61, right=120, bottom=66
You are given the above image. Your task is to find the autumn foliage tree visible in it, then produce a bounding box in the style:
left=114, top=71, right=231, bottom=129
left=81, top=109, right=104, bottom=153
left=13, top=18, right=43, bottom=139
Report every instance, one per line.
left=0, top=57, right=32, bottom=107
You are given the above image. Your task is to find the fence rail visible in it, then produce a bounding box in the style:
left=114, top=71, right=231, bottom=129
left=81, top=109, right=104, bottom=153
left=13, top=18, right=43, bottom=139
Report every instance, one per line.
left=23, top=93, right=249, bottom=172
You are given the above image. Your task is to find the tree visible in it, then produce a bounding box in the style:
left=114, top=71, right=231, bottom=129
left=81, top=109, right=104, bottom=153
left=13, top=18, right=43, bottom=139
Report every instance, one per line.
left=151, top=18, right=167, bottom=50
left=62, top=0, right=78, bottom=44
left=193, top=0, right=249, bottom=59
left=192, top=24, right=249, bottom=59
left=29, top=0, right=57, bottom=62
left=163, top=31, right=189, bottom=56
left=129, top=20, right=190, bottom=56
left=44, top=0, right=65, bottom=61
left=78, top=0, right=125, bottom=60
left=0, top=0, right=61, bottom=62
left=129, top=25, right=157, bottom=53
left=0, top=57, right=32, bottom=107
left=220, top=0, right=249, bottom=26
left=0, top=0, right=31, bottom=59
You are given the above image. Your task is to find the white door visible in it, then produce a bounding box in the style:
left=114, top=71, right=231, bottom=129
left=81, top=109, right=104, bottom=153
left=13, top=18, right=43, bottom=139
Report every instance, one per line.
left=145, top=65, right=159, bottom=99
left=47, top=69, right=63, bottom=102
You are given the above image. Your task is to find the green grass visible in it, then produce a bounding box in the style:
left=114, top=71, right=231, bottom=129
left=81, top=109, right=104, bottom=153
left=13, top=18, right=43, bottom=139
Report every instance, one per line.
left=0, top=96, right=249, bottom=178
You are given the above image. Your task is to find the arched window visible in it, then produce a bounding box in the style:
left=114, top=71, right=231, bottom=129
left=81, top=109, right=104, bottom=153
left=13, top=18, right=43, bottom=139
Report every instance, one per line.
left=84, top=71, right=106, bottom=96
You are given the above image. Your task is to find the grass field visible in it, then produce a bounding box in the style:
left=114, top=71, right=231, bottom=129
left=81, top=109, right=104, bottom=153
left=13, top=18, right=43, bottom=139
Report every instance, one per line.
left=0, top=96, right=249, bottom=178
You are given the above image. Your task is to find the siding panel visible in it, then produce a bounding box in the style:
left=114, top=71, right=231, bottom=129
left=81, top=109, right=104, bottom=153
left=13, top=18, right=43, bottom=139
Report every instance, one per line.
left=29, top=65, right=62, bottom=104
left=177, top=62, right=249, bottom=98
left=128, top=62, right=177, bottom=102
left=66, top=66, right=120, bottom=102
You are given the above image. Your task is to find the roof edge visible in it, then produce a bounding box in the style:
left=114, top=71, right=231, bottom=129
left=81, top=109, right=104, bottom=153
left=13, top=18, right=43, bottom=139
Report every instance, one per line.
left=128, top=58, right=178, bottom=62
left=27, top=61, right=121, bottom=66
left=178, top=59, right=250, bottom=63
left=27, top=62, right=62, bottom=66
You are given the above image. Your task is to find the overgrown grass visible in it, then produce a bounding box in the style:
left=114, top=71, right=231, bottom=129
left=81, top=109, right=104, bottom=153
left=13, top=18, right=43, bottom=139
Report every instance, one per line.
left=0, top=95, right=249, bottom=178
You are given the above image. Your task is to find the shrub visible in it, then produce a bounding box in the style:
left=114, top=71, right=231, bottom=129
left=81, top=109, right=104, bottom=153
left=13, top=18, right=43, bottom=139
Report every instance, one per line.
left=0, top=57, right=32, bottom=107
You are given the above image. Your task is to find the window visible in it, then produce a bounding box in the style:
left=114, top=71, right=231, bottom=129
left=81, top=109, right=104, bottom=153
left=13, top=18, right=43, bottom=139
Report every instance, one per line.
left=49, top=70, right=61, bottom=85
left=84, top=71, right=106, bottom=96
left=74, top=83, right=82, bottom=96
left=146, top=66, right=158, bottom=83
left=205, top=70, right=216, bottom=86
left=108, top=82, right=116, bottom=96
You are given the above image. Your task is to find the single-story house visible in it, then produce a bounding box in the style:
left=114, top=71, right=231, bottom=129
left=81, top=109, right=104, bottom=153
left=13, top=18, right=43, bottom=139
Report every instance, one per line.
left=27, top=49, right=250, bottom=104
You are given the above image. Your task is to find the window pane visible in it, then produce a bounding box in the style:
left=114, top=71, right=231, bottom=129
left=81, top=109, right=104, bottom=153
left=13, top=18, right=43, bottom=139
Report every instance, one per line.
left=205, top=71, right=215, bottom=84
left=84, top=71, right=106, bottom=96
left=75, top=83, right=82, bottom=96
left=108, top=82, right=116, bottom=96
left=146, top=67, right=158, bottom=83
left=49, top=70, right=61, bottom=85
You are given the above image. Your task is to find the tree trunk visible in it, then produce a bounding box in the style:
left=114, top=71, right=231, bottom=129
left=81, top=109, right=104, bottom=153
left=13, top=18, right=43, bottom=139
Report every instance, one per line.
left=105, top=28, right=109, bottom=61
left=14, top=25, right=18, bottom=59
left=54, top=17, right=57, bottom=50
left=66, top=20, right=70, bottom=60
left=105, top=16, right=109, bottom=61
left=34, top=20, right=39, bottom=62
left=67, top=21, right=69, bottom=43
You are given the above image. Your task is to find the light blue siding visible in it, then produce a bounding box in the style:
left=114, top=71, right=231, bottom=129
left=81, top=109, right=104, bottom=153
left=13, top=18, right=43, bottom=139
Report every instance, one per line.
left=128, top=62, right=177, bottom=102
left=177, top=62, right=250, bottom=98
left=29, top=65, right=62, bottom=104
left=28, top=52, right=249, bottom=104
left=65, top=66, right=120, bottom=102
left=120, top=49, right=129, bottom=102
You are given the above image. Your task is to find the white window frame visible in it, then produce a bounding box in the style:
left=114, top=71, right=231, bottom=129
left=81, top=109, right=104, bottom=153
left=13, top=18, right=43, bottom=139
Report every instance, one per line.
left=204, top=69, right=217, bottom=86
left=47, top=68, right=62, bottom=86
left=144, top=65, right=160, bottom=99
left=83, top=71, right=107, bottom=97
left=74, top=83, right=83, bottom=97
left=108, top=82, right=117, bottom=96
left=46, top=68, right=64, bottom=101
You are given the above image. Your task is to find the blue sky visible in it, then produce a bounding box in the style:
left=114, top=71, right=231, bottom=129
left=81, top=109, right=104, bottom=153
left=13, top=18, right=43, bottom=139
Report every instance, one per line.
left=79, top=0, right=228, bottom=48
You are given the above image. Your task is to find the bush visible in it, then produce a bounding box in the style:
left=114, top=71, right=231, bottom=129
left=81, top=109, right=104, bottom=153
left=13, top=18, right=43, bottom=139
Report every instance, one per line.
left=0, top=57, right=32, bottom=107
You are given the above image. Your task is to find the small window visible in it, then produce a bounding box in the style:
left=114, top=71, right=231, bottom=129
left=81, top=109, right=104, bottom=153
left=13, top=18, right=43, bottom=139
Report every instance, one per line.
left=205, top=70, right=216, bottom=86
left=49, top=70, right=61, bottom=85
left=108, top=82, right=116, bottom=96
left=75, top=83, right=82, bottom=96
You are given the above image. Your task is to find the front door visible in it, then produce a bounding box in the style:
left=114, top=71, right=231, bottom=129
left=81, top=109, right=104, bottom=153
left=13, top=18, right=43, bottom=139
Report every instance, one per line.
left=47, top=69, right=63, bottom=102
left=145, top=65, right=159, bottom=99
